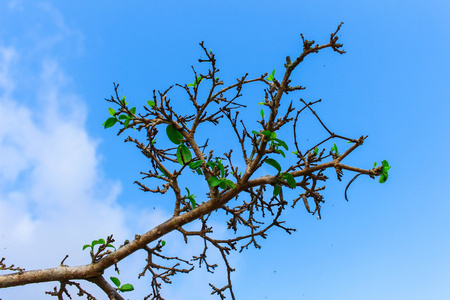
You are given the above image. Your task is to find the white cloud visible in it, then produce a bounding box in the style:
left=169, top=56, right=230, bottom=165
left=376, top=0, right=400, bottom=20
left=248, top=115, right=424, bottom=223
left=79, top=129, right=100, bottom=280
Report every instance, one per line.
left=0, top=17, right=132, bottom=299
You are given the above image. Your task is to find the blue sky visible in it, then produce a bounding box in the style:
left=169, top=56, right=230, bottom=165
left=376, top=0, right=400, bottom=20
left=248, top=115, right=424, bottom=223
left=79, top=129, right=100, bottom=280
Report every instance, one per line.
left=0, top=1, right=449, bottom=299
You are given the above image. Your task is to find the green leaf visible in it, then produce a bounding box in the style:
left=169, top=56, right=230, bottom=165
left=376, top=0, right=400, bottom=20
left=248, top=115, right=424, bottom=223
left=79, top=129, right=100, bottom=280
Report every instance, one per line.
left=208, top=176, right=221, bottom=187
left=261, top=130, right=272, bottom=138
left=158, top=166, right=168, bottom=177
left=218, top=161, right=225, bottom=178
left=118, top=114, right=129, bottom=120
left=119, top=284, right=134, bottom=292
left=206, top=161, right=217, bottom=169
left=275, top=149, right=285, bottom=158
left=260, top=109, right=265, bottom=119
left=282, top=173, right=296, bottom=188
left=252, top=130, right=260, bottom=135
left=161, top=240, right=166, bottom=247
left=166, top=124, right=184, bottom=144
left=189, top=160, right=203, bottom=169
left=130, top=107, right=136, bottom=115
left=273, top=138, right=288, bottom=150
left=147, top=100, right=155, bottom=108
left=103, top=117, right=117, bottom=129
left=264, top=158, right=282, bottom=174
left=82, top=244, right=91, bottom=250
left=108, top=108, right=116, bottom=116
left=314, top=148, right=319, bottom=155
left=110, top=277, right=120, bottom=288
left=92, top=239, right=105, bottom=247
left=223, top=179, right=235, bottom=189
left=176, top=144, right=192, bottom=165
left=273, top=184, right=281, bottom=196
left=189, top=197, right=196, bottom=208
left=374, top=162, right=377, bottom=167
left=106, top=244, right=116, bottom=250
left=219, top=181, right=227, bottom=189
left=124, top=118, right=130, bottom=129
left=379, top=172, right=388, bottom=183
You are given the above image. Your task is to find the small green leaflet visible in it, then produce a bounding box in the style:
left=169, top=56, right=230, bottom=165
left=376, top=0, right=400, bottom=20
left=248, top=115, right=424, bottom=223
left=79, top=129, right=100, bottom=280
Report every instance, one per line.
left=161, top=240, right=166, bottom=247
left=264, top=158, right=281, bottom=174
left=83, top=239, right=116, bottom=251
left=108, top=108, right=116, bottom=116
left=166, top=124, right=184, bottom=144
left=260, top=109, right=265, bottom=119
left=147, top=100, right=155, bottom=108
left=314, top=148, right=319, bottom=155
left=110, top=277, right=134, bottom=293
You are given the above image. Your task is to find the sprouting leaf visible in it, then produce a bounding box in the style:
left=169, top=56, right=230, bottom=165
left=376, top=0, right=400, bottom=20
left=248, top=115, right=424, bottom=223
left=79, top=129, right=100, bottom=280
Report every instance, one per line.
left=264, top=158, right=282, bottom=174
left=161, top=240, right=166, bottom=247
left=147, top=100, right=155, bottom=108
left=119, top=284, right=134, bottom=292
left=331, top=143, right=339, bottom=156
left=208, top=176, right=221, bottom=187
left=266, top=69, right=275, bottom=81
left=176, top=144, right=192, bottom=165
left=373, top=162, right=377, bottom=167
left=108, top=108, right=116, bottom=116
left=291, top=151, right=298, bottom=155
left=258, top=102, right=266, bottom=105
left=130, top=107, right=136, bottom=115
left=110, top=277, right=121, bottom=288
left=118, top=114, right=129, bottom=120
left=106, top=244, right=116, bottom=250
left=103, top=117, right=117, bottom=129
left=82, top=244, right=91, bottom=250
left=166, top=124, right=184, bottom=144
left=120, top=96, right=128, bottom=106
left=282, top=173, right=296, bottom=188
left=252, top=130, right=260, bottom=135
left=260, top=109, right=265, bottom=119
left=379, top=173, right=388, bottom=183
left=314, top=148, right=319, bottom=155
left=188, top=76, right=203, bottom=87
left=273, top=184, right=281, bottom=196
